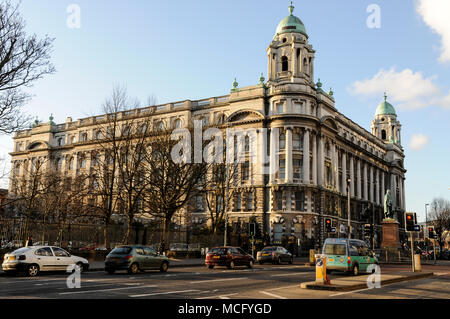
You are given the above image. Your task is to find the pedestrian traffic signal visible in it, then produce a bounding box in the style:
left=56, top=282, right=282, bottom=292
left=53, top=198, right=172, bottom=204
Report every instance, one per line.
left=405, top=212, right=416, bottom=231
left=428, top=226, right=435, bottom=239
left=249, top=223, right=256, bottom=237
left=325, top=219, right=332, bottom=232
left=364, top=224, right=373, bottom=238
left=435, top=227, right=442, bottom=238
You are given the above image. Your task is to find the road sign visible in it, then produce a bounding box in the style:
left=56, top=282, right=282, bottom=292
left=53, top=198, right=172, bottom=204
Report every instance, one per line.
left=413, top=225, right=421, bottom=232
left=330, top=227, right=336, bottom=233
left=339, top=224, right=346, bottom=234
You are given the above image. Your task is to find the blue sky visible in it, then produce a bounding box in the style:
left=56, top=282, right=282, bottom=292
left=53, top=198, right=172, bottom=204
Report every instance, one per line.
left=1, top=0, right=449, bottom=222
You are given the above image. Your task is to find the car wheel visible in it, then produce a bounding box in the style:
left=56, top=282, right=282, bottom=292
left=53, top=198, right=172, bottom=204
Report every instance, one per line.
left=208, top=265, right=214, bottom=269
left=106, top=268, right=115, bottom=274
left=248, top=260, right=254, bottom=269
left=352, top=264, right=359, bottom=276
left=160, top=261, right=169, bottom=273
left=288, top=257, right=293, bottom=265
left=27, top=264, right=40, bottom=277
left=228, top=261, right=235, bottom=269
left=128, top=263, right=139, bottom=274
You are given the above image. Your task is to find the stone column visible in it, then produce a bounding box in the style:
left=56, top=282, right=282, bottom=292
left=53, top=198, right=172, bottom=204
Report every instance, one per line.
left=303, top=128, right=310, bottom=184
left=269, top=128, right=276, bottom=183
left=375, top=168, right=380, bottom=205
left=399, top=177, right=403, bottom=210
left=381, top=171, right=385, bottom=201
left=369, top=166, right=374, bottom=203
left=356, top=158, right=361, bottom=199
left=312, top=132, right=317, bottom=185
left=317, top=134, right=324, bottom=186
left=333, top=144, right=339, bottom=191
left=292, top=47, right=298, bottom=77
left=349, top=155, right=355, bottom=197
left=286, top=127, right=293, bottom=183
left=363, top=162, right=368, bottom=201
left=342, top=152, right=347, bottom=196
left=72, top=153, right=79, bottom=179
left=402, top=178, right=406, bottom=211
left=391, top=174, right=397, bottom=209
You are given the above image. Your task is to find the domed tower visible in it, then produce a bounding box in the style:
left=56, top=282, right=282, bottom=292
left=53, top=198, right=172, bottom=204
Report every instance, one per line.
left=267, top=2, right=315, bottom=86
left=371, top=94, right=402, bottom=145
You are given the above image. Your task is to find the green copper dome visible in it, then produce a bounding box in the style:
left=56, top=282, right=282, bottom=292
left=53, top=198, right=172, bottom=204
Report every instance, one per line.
left=375, top=94, right=396, bottom=116
left=275, top=2, right=308, bottom=38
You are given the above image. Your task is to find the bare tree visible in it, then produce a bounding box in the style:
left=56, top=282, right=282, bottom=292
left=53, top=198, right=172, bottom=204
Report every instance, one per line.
left=429, top=197, right=450, bottom=253
left=142, top=129, right=208, bottom=248
left=89, top=84, right=140, bottom=249
left=0, top=1, right=55, bottom=133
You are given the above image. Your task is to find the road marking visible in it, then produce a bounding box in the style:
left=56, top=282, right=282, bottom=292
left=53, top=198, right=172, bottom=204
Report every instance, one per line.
left=260, top=291, right=287, bottom=299
left=270, top=273, right=310, bottom=277
left=130, top=289, right=199, bottom=298
left=435, top=272, right=449, bottom=276
left=59, top=285, right=157, bottom=295
left=190, top=277, right=246, bottom=284
left=329, top=287, right=373, bottom=297
left=266, top=284, right=301, bottom=291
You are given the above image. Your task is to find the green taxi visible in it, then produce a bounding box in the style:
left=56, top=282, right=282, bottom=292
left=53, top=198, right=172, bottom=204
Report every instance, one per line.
left=322, top=238, right=378, bottom=275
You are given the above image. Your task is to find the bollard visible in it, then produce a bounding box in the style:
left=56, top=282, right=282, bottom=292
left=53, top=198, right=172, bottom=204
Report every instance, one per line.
left=315, top=254, right=327, bottom=284
left=414, top=254, right=421, bottom=272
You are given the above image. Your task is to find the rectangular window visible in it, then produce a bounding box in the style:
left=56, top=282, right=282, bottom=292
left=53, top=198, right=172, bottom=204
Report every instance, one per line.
left=276, top=103, right=284, bottom=114
left=279, top=159, right=285, bottom=179
left=242, top=161, right=250, bottom=180
left=295, top=191, right=305, bottom=211
left=293, top=158, right=302, bottom=179
left=235, top=193, right=241, bottom=211
left=276, top=191, right=283, bottom=210
left=246, top=192, right=253, bottom=211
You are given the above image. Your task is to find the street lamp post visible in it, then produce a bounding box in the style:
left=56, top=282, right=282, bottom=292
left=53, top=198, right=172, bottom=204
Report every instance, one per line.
left=425, top=203, right=429, bottom=254
left=347, top=178, right=351, bottom=239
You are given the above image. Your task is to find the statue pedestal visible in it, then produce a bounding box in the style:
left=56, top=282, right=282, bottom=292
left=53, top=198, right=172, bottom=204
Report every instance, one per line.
left=380, top=219, right=402, bottom=262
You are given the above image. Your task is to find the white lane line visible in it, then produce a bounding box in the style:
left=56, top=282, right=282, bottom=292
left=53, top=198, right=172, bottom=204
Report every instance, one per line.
left=266, top=284, right=302, bottom=291
left=260, top=291, right=287, bottom=299
left=329, top=287, right=373, bottom=297
left=130, top=289, right=199, bottom=298
left=435, top=272, right=449, bottom=276
left=190, top=277, right=246, bottom=284
left=270, top=273, right=310, bottom=277
left=59, top=285, right=157, bottom=295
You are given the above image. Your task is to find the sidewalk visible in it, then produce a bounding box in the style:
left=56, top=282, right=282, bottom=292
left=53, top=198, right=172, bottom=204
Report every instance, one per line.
left=300, top=271, right=434, bottom=291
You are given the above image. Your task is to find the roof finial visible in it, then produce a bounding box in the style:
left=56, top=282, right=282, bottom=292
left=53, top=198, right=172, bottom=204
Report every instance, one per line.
left=289, top=1, right=294, bottom=15
left=384, top=91, right=387, bottom=101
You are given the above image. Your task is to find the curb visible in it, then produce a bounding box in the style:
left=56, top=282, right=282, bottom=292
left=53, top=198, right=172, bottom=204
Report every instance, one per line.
left=300, top=272, right=434, bottom=291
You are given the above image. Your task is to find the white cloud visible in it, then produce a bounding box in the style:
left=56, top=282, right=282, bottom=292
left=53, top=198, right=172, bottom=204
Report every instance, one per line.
left=348, top=67, right=444, bottom=110
left=417, top=0, right=450, bottom=63
left=409, top=134, right=430, bottom=151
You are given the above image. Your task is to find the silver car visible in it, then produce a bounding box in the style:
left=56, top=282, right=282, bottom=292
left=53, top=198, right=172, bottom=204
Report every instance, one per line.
left=2, top=246, right=89, bottom=276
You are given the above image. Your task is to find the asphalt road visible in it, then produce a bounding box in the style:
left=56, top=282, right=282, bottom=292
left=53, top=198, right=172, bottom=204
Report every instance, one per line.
left=0, top=262, right=449, bottom=299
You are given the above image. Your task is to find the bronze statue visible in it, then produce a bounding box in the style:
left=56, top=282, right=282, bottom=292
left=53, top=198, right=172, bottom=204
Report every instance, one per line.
left=384, top=189, right=393, bottom=219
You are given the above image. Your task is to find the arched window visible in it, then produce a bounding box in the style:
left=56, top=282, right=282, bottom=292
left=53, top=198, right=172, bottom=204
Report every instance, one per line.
left=14, top=163, right=20, bottom=176
left=279, top=133, right=286, bottom=150
left=96, top=131, right=103, bottom=140
left=174, top=119, right=182, bottom=129
left=56, top=158, right=63, bottom=171
left=68, top=157, right=74, bottom=170
left=281, top=56, right=288, bottom=72
left=71, top=136, right=76, bottom=144
left=79, top=156, right=86, bottom=169
left=57, top=138, right=63, bottom=147
left=381, top=130, right=386, bottom=140
left=81, top=133, right=88, bottom=142
left=157, top=121, right=165, bottom=131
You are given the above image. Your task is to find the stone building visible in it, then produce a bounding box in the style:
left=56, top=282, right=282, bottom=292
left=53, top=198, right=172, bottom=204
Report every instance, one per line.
left=8, top=3, right=406, bottom=249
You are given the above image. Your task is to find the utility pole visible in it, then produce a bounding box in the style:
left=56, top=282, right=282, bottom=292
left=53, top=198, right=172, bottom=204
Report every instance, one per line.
left=372, top=203, right=375, bottom=251
left=224, top=165, right=229, bottom=247
left=424, top=203, right=429, bottom=252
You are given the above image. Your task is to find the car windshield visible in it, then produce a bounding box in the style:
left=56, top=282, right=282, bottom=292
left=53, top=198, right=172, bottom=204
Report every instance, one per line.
left=324, top=244, right=346, bottom=255
left=209, top=248, right=228, bottom=254
left=261, top=247, right=276, bottom=252
left=12, top=247, right=30, bottom=254
left=110, top=247, right=132, bottom=255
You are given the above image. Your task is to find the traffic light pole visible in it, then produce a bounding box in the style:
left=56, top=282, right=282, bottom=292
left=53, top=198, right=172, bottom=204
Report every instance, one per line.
left=372, top=204, right=375, bottom=252
left=410, top=231, right=415, bottom=272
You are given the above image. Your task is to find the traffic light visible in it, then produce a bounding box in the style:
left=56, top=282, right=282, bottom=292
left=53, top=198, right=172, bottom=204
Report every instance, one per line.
left=435, top=227, right=442, bottom=239
left=249, top=223, right=256, bottom=237
left=405, top=212, right=416, bottom=231
left=428, top=226, right=435, bottom=239
left=364, top=224, right=373, bottom=238
left=325, top=219, right=332, bottom=232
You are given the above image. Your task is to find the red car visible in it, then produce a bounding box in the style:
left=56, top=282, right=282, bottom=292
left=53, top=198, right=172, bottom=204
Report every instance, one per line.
left=205, top=246, right=254, bottom=269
